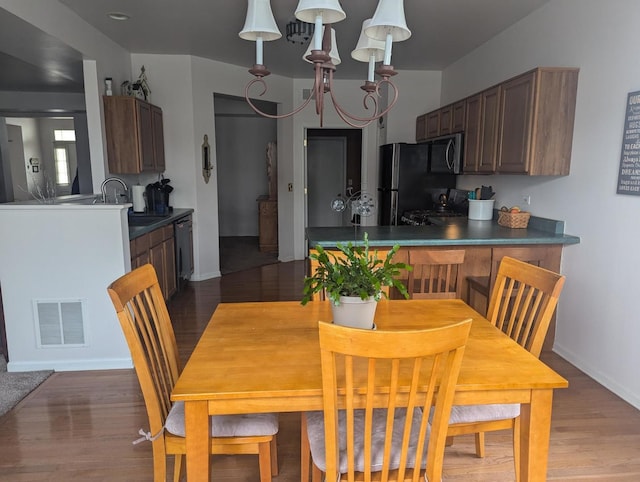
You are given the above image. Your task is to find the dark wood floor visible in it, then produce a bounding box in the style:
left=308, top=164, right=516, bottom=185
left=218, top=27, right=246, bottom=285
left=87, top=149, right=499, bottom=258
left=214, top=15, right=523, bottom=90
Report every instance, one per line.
left=1, top=260, right=639, bottom=481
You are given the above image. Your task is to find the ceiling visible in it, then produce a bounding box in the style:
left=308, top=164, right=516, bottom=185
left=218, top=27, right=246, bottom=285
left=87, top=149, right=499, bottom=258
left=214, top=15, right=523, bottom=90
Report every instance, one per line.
left=0, top=0, right=550, bottom=93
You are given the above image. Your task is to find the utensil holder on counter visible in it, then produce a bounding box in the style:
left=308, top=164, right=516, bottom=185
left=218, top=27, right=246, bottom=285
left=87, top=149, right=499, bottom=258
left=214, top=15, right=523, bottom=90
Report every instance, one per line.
left=468, top=199, right=495, bottom=220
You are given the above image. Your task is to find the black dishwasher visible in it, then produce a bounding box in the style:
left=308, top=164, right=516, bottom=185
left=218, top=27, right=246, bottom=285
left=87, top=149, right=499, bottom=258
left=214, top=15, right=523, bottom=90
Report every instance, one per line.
left=174, top=215, right=193, bottom=289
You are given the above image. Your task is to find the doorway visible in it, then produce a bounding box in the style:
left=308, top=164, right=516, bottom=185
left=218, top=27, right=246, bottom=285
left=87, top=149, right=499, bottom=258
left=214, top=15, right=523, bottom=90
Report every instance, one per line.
left=306, top=129, right=362, bottom=228
left=214, top=94, right=279, bottom=274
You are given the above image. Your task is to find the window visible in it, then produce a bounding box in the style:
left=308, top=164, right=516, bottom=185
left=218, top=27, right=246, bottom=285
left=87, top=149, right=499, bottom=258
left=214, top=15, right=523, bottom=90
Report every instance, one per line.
left=54, top=129, right=76, bottom=142
left=54, top=145, right=70, bottom=186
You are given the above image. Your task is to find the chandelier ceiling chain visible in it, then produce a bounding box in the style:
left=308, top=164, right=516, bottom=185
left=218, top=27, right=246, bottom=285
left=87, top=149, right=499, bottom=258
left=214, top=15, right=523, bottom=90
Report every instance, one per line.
left=238, top=0, right=411, bottom=128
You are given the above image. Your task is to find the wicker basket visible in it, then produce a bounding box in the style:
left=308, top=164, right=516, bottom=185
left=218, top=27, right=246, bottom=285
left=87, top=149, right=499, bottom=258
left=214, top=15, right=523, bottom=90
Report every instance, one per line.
left=497, top=211, right=531, bottom=228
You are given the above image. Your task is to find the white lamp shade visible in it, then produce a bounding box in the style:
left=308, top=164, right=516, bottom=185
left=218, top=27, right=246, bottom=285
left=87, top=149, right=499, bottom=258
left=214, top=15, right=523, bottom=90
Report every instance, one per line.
left=295, top=0, right=346, bottom=24
left=239, top=0, right=282, bottom=41
left=365, top=0, right=411, bottom=42
left=351, top=19, right=385, bottom=63
left=303, top=26, right=341, bottom=65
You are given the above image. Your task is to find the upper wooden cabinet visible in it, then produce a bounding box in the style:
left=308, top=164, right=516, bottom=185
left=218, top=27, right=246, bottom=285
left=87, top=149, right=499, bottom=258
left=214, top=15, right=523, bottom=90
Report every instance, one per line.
left=103, top=96, right=166, bottom=174
left=418, top=102, right=467, bottom=142
left=497, top=68, right=578, bottom=175
left=416, top=114, right=427, bottom=142
left=417, top=67, right=579, bottom=175
left=463, top=87, right=501, bottom=174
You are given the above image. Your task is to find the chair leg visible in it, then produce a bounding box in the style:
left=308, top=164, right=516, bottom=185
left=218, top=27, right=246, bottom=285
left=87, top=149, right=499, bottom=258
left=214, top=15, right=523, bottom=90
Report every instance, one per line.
left=270, top=436, right=279, bottom=476
left=311, top=464, right=323, bottom=482
left=258, top=440, right=273, bottom=482
left=474, top=431, right=486, bottom=458
left=513, top=416, right=521, bottom=482
left=300, top=413, right=311, bottom=482
left=173, top=454, right=183, bottom=482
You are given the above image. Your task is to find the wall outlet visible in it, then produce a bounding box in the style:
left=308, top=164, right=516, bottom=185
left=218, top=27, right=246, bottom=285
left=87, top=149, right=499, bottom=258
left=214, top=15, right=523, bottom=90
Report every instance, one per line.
left=288, top=183, right=293, bottom=192
left=522, top=194, right=531, bottom=205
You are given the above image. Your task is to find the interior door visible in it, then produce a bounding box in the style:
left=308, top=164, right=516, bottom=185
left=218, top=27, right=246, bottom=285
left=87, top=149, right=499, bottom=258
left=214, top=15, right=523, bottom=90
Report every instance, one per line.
left=7, top=124, right=30, bottom=201
left=306, top=136, right=347, bottom=227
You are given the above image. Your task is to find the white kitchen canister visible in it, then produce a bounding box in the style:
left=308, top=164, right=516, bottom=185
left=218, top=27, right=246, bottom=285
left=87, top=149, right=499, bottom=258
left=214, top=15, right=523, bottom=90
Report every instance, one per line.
left=468, top=199, right=495, bottom=220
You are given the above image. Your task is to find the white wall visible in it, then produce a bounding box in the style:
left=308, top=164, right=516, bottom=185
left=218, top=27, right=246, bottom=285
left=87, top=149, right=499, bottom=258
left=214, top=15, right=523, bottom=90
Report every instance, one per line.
left=442, top=0, right=640, bottom=408
left=0, top=204, right=132, bottom=371
left=385, top=70, right=442, bottom=144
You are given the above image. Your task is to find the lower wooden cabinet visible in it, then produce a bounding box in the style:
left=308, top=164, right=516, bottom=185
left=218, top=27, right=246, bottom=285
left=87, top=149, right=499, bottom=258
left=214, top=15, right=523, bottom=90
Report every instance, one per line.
left=257, top=196, right=278, bottom=253
left=130, top=224, right=176, bottom=300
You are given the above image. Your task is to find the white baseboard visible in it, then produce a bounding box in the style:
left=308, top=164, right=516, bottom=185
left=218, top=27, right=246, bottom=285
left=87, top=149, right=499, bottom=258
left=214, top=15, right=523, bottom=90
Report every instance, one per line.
left=7, top=357, right=133, bottom=372
left=553, top=344, right=640, bottom=410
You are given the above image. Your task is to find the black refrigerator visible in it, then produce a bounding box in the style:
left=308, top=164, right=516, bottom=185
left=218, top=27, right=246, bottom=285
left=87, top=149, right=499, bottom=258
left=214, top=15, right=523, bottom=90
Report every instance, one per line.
left=377, top=143, right=456, bottom=225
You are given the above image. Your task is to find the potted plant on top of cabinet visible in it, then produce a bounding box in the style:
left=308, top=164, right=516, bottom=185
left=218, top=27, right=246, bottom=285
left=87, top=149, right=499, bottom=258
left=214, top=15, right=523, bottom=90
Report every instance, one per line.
left=301, top=233, right=410, bottom=329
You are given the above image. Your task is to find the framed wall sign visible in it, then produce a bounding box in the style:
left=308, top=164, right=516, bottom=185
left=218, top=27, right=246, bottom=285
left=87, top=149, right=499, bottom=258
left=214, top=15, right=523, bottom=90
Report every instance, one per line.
left=616, top=90, right=640, bottom=195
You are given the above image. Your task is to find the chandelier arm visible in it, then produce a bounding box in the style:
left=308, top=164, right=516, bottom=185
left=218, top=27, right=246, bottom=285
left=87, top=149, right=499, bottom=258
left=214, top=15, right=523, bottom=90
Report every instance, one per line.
left=323, top=68, right=401, bottom=127
left=244, top=77, right=314, bottom=120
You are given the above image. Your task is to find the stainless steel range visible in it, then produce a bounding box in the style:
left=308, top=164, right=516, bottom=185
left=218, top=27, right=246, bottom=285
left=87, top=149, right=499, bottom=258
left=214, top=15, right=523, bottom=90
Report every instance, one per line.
left=400, top=209, right=464, bottom=226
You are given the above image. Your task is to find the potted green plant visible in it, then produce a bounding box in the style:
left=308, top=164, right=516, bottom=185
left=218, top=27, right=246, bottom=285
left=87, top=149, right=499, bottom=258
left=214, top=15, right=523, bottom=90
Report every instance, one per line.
left=301, top=233, right=411, bottom=329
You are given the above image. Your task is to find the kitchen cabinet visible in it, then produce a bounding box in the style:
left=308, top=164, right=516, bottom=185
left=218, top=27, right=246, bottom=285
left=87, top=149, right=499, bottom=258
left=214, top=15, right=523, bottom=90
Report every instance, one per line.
left=103, top=96, right=166, bottom=174
left=417, top=67, right=578, bottom=175
left=439, top=104, right=453, bottom=135
left=257, top=196, right=278, bottom=253
left=425, top=111, right=440, bottom=138
left=478, top=86, right=501, bottom=173
left=415, top=114, right=427, bottom=142
left=497, top=68, right=578, bottom=175
left=452, top=101, right=466, bottom=132
left=417, top=101, right=466, bottom=141
left=464, top=87, right=500, bottom=173
left=129, top=224, right=176, bottom=300
left=463, top=94, right=482, bottom=172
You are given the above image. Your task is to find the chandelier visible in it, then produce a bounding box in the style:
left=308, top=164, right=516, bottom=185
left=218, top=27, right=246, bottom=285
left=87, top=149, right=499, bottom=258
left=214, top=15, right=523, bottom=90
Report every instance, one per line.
left=239, top=0, right=411, bottom=128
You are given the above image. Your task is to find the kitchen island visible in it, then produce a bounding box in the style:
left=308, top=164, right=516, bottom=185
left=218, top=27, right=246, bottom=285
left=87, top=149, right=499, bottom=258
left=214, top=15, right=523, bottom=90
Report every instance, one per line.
left=307, top=215, right=580, bottom=248
left=308, top=215, right=579, bottom=349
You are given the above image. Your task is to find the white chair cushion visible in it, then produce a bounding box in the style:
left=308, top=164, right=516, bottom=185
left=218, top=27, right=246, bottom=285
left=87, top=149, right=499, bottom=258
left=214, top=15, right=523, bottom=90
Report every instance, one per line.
left=448, top=403, right=520, bottom=425
left=165, top=401, right=279, bottom=437
left=305, top=408, right=429, bottom=474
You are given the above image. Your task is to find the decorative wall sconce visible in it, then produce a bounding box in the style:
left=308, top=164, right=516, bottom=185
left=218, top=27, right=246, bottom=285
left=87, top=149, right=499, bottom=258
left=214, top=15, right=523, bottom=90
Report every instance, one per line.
left=202, top=135, right=212, bottom=183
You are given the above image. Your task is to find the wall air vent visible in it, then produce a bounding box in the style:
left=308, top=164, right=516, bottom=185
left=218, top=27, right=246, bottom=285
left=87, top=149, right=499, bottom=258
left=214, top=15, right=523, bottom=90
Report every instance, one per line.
left=34, top=299, right=86, bottom=347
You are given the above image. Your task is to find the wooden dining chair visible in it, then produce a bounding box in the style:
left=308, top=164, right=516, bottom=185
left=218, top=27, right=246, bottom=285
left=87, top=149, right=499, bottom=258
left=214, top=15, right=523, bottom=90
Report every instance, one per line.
left=447, top=256, right=565, bottom=480
left=301, top=318, right=472, bottom=482
left=308, top=248, right=391, bottom=301
left=466, top=246, right=548, bottom=314
left=407, top=249, right=466, bottom=299
left=107, top=264, right=279, bottom=482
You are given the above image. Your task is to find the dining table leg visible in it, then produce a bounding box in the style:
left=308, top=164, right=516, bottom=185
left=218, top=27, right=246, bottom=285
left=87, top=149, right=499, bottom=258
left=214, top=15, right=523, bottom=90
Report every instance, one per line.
left=519, top=389, right=554, bottom=482
left=185, top=400, right=210, bottom=482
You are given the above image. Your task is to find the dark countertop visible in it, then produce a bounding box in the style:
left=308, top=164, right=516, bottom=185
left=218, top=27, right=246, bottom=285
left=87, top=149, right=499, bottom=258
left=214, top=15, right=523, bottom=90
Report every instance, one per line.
left=128, top=208, right=194, bottom=240
left=307, top=215, right=580, bottom=248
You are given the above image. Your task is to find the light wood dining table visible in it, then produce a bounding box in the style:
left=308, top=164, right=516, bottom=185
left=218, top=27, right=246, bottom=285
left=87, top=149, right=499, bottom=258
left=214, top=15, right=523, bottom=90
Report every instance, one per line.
left=171, top=299, right=568, bottom=482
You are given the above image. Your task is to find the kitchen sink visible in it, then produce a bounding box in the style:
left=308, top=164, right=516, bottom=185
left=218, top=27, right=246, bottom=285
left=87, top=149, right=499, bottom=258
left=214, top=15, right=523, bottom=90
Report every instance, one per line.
left=128, top=215, right=169, bottom=226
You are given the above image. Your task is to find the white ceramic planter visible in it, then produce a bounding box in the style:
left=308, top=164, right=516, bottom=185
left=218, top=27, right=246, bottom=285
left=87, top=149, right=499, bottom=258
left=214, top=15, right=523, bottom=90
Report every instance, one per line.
left=331, top=296, right=377, bottom=330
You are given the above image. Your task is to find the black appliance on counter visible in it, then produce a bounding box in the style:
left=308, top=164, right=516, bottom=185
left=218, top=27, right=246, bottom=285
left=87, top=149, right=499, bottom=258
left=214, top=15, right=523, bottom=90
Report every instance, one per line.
left=400, top=188, right=469, bottom=225
left=145, top=179, right=173, bottom=215
left=377, top=143, right=456, bottom=225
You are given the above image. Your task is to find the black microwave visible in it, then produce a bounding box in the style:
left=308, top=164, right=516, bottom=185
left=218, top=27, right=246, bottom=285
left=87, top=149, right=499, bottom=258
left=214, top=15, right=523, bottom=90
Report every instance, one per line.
left=428, top=133, right=463, bottom=174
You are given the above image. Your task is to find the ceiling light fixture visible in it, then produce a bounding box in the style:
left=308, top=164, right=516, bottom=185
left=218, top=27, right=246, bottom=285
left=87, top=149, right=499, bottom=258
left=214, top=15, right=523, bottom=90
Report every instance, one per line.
left=239, top=0, right=411, bottom=128
left=108, top=12, right=130, bottom=21
left=285, top=19, right=314, bottom=45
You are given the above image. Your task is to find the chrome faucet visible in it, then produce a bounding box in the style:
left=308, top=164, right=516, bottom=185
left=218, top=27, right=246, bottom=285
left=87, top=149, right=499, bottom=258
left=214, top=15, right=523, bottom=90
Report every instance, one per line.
left=100, top=177, right=128, bottom=204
